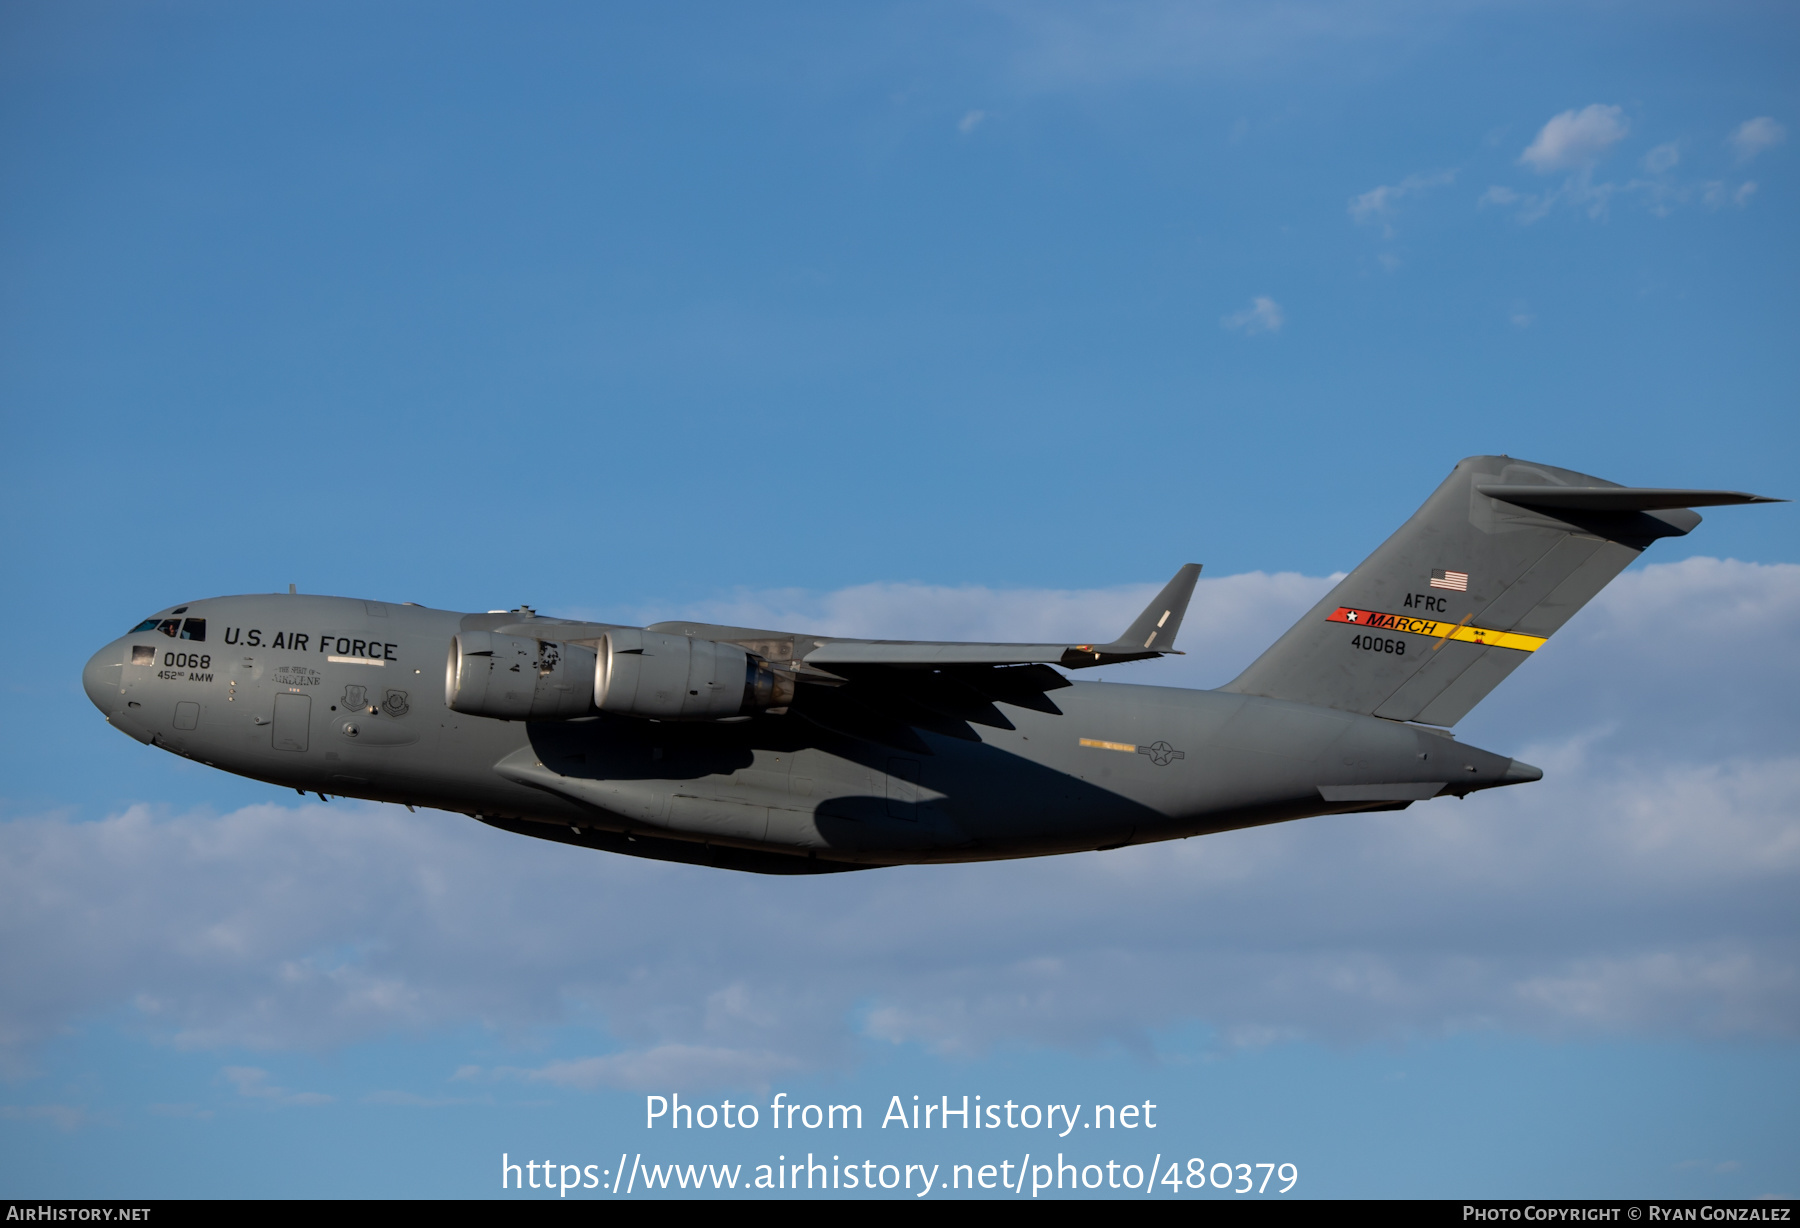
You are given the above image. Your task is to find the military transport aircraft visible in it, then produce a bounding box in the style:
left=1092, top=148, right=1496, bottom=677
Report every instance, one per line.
left=82, top=456, right=1779, bottom=875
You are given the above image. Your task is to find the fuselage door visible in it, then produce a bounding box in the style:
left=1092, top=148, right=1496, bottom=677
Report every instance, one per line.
left=272, top=693, right=311, bottom=752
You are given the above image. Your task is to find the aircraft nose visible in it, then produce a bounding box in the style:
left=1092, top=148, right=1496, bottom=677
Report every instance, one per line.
left=82, top=644, right=120, bottom=714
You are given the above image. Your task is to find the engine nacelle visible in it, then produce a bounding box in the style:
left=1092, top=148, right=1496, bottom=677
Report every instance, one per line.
left=596, top=629, right=794, bottom=720
left=445, top=631, right=597, bottom=721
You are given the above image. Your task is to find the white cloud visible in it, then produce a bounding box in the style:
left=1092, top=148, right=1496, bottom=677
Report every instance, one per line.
left=0, top=1104, right=87, bottom=1131
left=1459, top=558, right=1800, bottom=763
left=1489, top=108, right=1767, bottom=224
left=1479, top=106, right=1635, bottom=223
left=222, top=1066, right=332, bottom=1106
left=1702, top=180, right=1758, bottom=210
left=958, top=109, right=986, bottom=134
left=506, top=1044, right=803, bottom=1092
left=360, top=1090, right=483, bottom=1107
left=1490, top=170, right=1754, bottom=223
left=1512, top=949, right=1795, bottom=1036
left=3, top=561, right=1797, bottom=1086
left=1730, top=116, right=1785, bottom=162
left=1489, top=115, right=1777, bottom=223
left=1348, top=169, right=1457, bottom=236
left=1221, top=295, right=1284, bottom=335
left=1519, top=104, right=1629, bottom=172
left=1348, top=185, right=1399, bottom=224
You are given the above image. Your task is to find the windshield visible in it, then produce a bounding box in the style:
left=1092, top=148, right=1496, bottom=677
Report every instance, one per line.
left=130, top=617, right=204, bottom=641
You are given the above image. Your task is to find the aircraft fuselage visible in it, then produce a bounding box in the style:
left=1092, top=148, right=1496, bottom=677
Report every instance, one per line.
left=82, top=593, right=1532, bottom=872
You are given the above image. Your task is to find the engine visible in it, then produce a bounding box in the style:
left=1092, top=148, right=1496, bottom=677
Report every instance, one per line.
left=596, top=628, right=795, bottom=720
left=445, top=631, right=598, bottom=721
left=446, top=628, right=796, bottom=722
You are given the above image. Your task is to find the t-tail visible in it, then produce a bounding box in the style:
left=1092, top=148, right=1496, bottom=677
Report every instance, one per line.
left=1222, top=455, right=1781, bottom=725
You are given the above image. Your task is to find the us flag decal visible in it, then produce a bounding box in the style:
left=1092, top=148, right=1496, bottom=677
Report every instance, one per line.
left=1429, top=569, right=1469, bottom=591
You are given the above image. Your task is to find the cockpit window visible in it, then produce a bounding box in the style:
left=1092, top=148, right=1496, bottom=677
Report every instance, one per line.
left=129, top=615, right=201, bottom=638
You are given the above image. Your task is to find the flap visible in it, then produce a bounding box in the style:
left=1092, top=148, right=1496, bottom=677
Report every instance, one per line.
left=804, top=641, right=1076, bottom=667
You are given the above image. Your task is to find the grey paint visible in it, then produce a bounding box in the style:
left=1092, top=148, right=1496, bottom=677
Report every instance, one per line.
left=1223, top=457, right=1745, bottom=722
left=79, top=456, right=1777, bottom=875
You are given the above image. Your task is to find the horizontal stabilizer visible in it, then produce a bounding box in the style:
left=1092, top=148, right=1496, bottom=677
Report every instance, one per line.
left=1477, top=485, right=1784, bottom=511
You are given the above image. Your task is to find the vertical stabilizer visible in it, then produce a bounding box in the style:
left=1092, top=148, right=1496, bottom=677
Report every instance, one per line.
left=1221, top=456, right=1773, bottom=725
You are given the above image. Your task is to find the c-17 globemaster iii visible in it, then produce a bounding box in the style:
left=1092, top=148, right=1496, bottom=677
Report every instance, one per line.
left=82, top=457, right=1779, bottom=875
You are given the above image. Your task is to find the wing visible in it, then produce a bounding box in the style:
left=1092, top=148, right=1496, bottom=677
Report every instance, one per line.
left=465, top=567, right=1201, bottom=752
left=645, top=563, right=1203, bottom=752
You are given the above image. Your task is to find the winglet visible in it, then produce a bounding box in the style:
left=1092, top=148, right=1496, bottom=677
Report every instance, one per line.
left=1104, top=563, right=1201, bottom=653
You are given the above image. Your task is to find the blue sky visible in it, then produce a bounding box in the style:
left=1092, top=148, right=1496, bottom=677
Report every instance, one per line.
left=2, top=0, right=1795, bottom=1198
